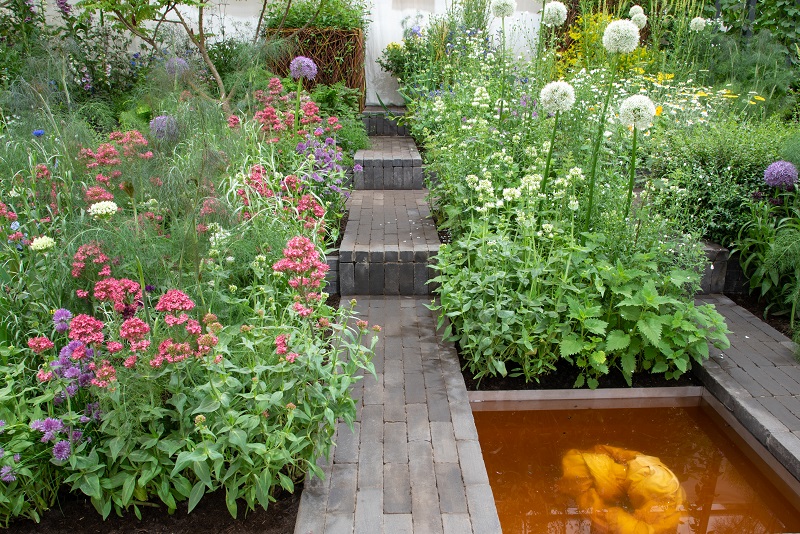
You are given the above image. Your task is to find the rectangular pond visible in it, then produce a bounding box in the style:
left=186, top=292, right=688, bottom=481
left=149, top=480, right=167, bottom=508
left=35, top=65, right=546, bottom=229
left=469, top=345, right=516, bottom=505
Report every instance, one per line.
left=472, top=392, right=800, bottom=533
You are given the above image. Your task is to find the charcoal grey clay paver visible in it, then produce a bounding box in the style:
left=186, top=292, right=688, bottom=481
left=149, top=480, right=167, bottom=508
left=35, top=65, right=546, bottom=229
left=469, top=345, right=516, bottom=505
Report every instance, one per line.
left=293, top=297, right=501, bottom=534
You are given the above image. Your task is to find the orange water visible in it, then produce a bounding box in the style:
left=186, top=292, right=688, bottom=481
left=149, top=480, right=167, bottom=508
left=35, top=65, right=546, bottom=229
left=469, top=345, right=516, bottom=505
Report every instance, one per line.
left=473, top=406, right=800, bottom=534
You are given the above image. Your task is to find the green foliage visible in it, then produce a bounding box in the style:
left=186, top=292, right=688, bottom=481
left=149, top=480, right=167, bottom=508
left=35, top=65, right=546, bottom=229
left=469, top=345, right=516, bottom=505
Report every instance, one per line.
left=781, top=130, right=800, bottom=166
left=714, top=0, right=800, bottom=64
left=647, top=116, right=794, bottom=245
left=312, top=82, right=361, bottom=120
left=265, top=0, right=370, bottom=31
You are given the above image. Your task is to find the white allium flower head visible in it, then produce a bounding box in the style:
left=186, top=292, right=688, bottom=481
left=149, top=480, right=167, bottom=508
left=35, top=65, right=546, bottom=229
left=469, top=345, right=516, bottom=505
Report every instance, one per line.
left=629, top=5, right=644, bottom=17
left=491, top=0, right=516, bottom=18
left=542, top=1, right=568, bottom=27
left=539, top=81, right=576, bottom=114
left=603, top=19, right=640, bottom=54
left=631, top=13, right=647, bottom=29
left=88, top=201, right=119, bottom=219
left=689, top=16, right=707, bottom=32
left=30, top=236, right=55, bottom=251
left=619, top=94, right=656, bottom=130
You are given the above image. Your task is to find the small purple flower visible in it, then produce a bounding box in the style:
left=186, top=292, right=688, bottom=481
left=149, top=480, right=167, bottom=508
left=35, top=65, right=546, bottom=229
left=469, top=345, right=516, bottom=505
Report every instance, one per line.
left=354, top=164, right=363, bottom=172
left=71, top=430, right=83, bottom=442
left=764, top=160, right=798, bottom=190
left=145, top=284, right=155, bottom=292
left=13, top=454, right=20, bottom=462
left=149, top=115, right=179, bottom=142
left=33, top=129, right=45, bottom=137
left=0, top=420, right=5, bottom=434
left=30, top=417, right=64, bottom=443
left=0, top=465, right=16, bottom=482
left=52, top=440, right=71, bottom=461
left=53, top=308, right=73, bottom=333
left=55, top=0, right=71, bottom=15
left=60, top=340, right=84, bottom=360
left=165, top=57, right=190, bottom=77
left=289, top=56, right=318, bottom=81
left=0, top=447, right=4, bottom=458
left=410, top=25, right=422, bottom=37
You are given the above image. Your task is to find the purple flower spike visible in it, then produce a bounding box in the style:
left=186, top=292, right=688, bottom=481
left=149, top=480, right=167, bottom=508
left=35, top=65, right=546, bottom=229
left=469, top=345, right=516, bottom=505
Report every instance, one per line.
left=289, top=56, right=318, bottom=81
left=0, top=465, right=16, bottom=482
left=764, top=160, right=798, bottom=190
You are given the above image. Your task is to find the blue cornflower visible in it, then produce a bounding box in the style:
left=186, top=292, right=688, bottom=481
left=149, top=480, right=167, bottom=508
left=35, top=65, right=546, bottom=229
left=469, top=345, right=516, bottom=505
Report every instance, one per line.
left=33, top=129, right=45, bottom=137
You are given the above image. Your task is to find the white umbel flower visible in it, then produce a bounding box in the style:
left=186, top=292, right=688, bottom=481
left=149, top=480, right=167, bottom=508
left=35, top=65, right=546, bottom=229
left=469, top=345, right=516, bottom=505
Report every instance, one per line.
left=29, top=236, right=55, bottom=251
left=491, top=0, right=516, bottom=18
left=619, top=94, right=656, bottom=130
left=631, top=13, right=647, bottom=29
left=88, top=200, right=118, bottom=220
left=603, top=19, right=640, bottom=54
left=542, top=1, right=568, bottom=27
left=629, top=5, right=644, bottom=16
left=539, top=81, right=576, bottom=114
left=689, top=16, right=707, bottom=32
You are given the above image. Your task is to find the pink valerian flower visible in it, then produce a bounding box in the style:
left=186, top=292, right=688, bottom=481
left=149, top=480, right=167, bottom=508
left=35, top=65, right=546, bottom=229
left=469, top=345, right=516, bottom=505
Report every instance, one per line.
left=69, top=314, right=105, bottom=345
left=196, top=333, right=218, bottom=355
left=155, top=289, right=195, bottom=312
left=90, top=360, right=117, bottom=388
left=106, top=341, right=124, bottom=353
left=293, top=301, right=313, bottom=317
left=164, top=313, right=190, bottom=326
left=130, top=340, right=151, bottom=352
left=318, top=317, right=330, bottom=328
left=93, top=278, right=142, bottom=313
left=199, top=198, right=220, bottom=216
left=120, top=317, right=150, bottom=341
left=71, top=241, right=111, bottom=278
left=153, top=339, right=193, bottom=367
left=285, top=352, right=298, bottom=363
left=28, top=336, right=55, bottom=354
left=356, top=320, right=369, bottom=330
left=85, top=186, right=114, bottom=203
left=203, top=313, right=218, bottom=324
left=227, top=115, right=241, bottom=128
left=124, top=354, right=138, bottom=368
left=185, top=319, right=202, bottom=336
left=275, top=334, right=288, bottom=355
left=37, top=368, right=54, bottom=382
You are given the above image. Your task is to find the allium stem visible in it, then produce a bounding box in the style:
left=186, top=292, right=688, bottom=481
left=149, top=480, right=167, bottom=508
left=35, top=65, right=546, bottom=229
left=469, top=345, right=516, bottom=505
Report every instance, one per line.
left=499, top=17, right=507, bottom=121
left=538, top=110, right=560, bottom=210
left=582, top=56, right=619, bottom=241
left=294, top=79, right=304, bottom=133
left=624, top=126, right=637, bottom=220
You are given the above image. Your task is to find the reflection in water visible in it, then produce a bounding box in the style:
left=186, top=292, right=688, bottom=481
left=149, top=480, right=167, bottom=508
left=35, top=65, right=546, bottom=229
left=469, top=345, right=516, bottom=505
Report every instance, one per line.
left=472, top=407, right=800, bottom=534
left=561, top=445, right=685, bottom=533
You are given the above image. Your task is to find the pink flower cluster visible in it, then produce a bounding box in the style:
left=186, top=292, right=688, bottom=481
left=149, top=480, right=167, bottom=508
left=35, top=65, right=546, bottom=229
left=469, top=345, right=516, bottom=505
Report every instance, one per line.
left=28, top=336, right=55, bottom=354
left=90, top=360, right=117, bottom=388
left=296, top=194, right=326, bottom=230
left=0, top=201, right=18, bottom=222
left=85, top=186, right=115, bottom=203
left=71, top=242, right=111, bottom=279
left=93, top=277, right=142, bottom=313
left=272, top=236, right=329, bottom=288
left=155, top=289, right=195, bottom=312
left=69, top=314, right=105, bottom=345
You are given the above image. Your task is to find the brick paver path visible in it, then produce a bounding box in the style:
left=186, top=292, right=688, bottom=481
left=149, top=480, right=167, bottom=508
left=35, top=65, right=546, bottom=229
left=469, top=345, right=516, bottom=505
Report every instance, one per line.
left=294, top=297, right=502, bottom=534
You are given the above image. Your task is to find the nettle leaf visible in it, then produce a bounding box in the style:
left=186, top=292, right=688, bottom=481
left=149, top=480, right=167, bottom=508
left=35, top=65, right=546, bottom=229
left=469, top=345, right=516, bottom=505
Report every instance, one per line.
left=621, top=351, right=637, bottom=379
left=559, top=335, right=584, bottom=357
left=605, top=330, right=631, bottom=352
left=637, top=314, right=663, bottom=346
left=583, top=318, right=608, bottom=336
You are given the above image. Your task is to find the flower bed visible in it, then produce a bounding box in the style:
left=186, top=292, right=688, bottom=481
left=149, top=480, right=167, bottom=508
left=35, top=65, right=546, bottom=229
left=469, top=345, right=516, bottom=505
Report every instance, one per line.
left=0, top=66, right=375, bottom=526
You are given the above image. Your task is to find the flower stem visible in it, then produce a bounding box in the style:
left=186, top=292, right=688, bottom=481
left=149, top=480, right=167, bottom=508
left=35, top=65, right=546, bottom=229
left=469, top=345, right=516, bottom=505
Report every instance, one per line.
left=624, top=126, right=638, bottom=220
left=537, top=110, right=559, bottom=213
left=582, top=56, right=619, bottom=241
left=294, top=79, right=303, bottom=133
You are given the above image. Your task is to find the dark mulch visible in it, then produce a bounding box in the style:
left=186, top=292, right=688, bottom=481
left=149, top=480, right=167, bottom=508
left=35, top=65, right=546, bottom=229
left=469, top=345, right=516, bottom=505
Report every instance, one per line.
left=11, top=485, right=301, bottom=534
left=459, top=347, right=700, bottom=392
left=726, top=291, right=793, bottom=339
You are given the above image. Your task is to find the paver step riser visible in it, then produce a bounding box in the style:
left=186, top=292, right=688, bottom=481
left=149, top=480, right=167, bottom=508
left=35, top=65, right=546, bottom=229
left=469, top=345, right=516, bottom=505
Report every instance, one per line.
left=363, top=114, right=410, bottom=137
left=339, top=261, right=439, bottom=296
left=354, top=165, right=424, bottom=190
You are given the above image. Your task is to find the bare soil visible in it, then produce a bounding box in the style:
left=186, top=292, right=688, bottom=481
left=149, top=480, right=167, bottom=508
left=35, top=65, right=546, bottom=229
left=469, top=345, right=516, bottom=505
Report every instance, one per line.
left=11, top=486, right=301, bottom=534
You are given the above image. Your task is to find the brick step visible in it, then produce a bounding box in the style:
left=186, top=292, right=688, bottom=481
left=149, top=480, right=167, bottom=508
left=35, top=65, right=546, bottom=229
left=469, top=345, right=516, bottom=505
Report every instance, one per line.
left=354, top=136, right=424, bottom=190
left=339, top=190, right=440, bottom=296
left=362, top=108, right=409, bottom=136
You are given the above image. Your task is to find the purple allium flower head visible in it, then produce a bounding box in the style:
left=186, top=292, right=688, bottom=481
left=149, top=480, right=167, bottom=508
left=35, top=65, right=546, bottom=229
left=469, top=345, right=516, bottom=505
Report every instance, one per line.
left=145, top=284, right=155, bottom=292
left=52, top=440, right=71, bottom=461
left=30, top=417, right=64, bottom=443
left=289, top=56, right=318, bottom=81
left=55, top=0, right=72, bottom=15
left=165, top=57, right=190, bottom=76
left=53, top=308, right=73, bottom=333
left=0, top=465, right=16, bottom=482
left=149, top=115, right=179, bottom=142
left=764, top=160, right=798, bottom=190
